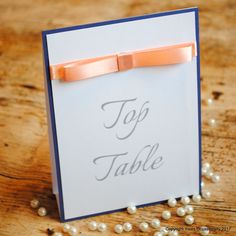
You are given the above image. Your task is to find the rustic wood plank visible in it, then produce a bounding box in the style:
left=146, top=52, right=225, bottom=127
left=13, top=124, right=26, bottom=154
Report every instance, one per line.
left=0, top=0, right=235, bottom=235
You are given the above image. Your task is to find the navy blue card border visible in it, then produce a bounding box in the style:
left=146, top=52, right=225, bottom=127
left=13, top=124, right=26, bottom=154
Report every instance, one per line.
left=42, top=7, right=201, bottom=222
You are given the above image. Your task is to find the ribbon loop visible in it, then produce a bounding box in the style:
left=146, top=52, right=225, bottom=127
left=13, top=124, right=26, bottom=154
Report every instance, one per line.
left=50, top=42, right=196, bottom=82
left=63, top=56, right=118, bottom=82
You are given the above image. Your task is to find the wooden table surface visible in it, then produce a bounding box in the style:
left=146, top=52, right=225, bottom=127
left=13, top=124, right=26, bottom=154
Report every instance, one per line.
left=0, top=0, right=236, bottom=235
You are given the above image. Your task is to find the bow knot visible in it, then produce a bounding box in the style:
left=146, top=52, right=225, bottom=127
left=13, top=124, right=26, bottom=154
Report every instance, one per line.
left=117, top=53, right=134, bottom=71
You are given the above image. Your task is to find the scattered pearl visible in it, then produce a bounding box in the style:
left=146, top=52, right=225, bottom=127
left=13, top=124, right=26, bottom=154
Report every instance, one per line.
left=169, top=230, right=179, bottom=236
left=176, top=207, right=186, bottom=217
left=123, top=222, right=132, bottom=232
left=160, top=226, right=169, bottom=235
left=88, top=221, right=97, bottom=231
left=199, top=226, right=209, bottom=235
left=203, top=163, right=211, bottom=170
left=180, top=196, right=190, bottom=205
left=201, top=181, right=205, bottom=188
left=37, top=207, right=47, bottom=216
left=192, top=194, right=202, bottom=203
left=151, top=218, right=160, bottom=229
left=162, top=210, right=171, bottom=220
left=154, top=232, right=163, bottom=236
left=127, top=204, right=137, bottom=214
left=202, top=167, right=208, bottom=176
left=98, top=223, right=107, bottom=232
left=63, top=223, right=71, bottom=233
left=114, top=224, right=123, bottom=234
left=168, top=198, right=177, bottom=207
left=185, top=205, right=194, bottom=214
left=139, top=222, right=149, bottom=232
left=30, top=199, right=40, bottom=209
left=208, top=118, right=216, bottom=127
left=68, top=226, right=77, bottom=236
left=205, top=170, right=214, bottom=179
left=212, top=173, right=220, bottom=183
left=53, top=233, right=63, bottom=236
left=202, top=190, right=211, bottom=199
left=207, top=98, right=213, bottom=106
left=185, top=215, right=194, bottom=225
left=202, top=163, right=211, bottom=176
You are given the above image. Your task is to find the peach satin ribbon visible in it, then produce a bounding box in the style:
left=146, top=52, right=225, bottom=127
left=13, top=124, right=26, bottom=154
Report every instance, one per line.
left=50, top=42, right=196, bottom=82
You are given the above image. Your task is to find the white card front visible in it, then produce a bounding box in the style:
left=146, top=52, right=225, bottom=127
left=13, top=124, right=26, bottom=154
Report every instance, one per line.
left=43, top=8, right=201, bottom=221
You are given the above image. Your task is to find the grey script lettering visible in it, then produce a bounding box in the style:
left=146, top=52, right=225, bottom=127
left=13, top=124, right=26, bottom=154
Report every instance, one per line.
left=101, top=98, right=149, bottom=140
left=93, top=143, right=163, bottom=181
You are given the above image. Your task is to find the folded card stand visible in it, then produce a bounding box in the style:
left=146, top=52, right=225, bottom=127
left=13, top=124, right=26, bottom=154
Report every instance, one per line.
left=42, top=7, right=201, bottom=222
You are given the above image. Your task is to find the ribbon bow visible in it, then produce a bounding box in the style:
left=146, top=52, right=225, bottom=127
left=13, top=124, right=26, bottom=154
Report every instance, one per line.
left=50, top=42, right=196, bottom=82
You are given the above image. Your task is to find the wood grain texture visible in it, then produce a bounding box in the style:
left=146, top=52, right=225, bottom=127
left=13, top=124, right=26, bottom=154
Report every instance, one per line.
left=0, top=0, right=236, bottom=235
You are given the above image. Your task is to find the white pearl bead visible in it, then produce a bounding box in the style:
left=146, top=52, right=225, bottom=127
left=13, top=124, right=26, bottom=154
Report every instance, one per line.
left=169, top=230, right=179, bottom=236
left=88, top=221, right=97, bottom=231
left=53, top=232, right=63, bottom=236
left=201, top=181, right=205, bottom=188
left=185, top=205, right=194, bottom=214
left=30, top=199, right=40, bottom=208
left=68, top=226, right=77, bottom=236
left=98, top=223, right=107, bottom=232
left=63, top=223, right=71, bottom=232
left=202, top=190, right=211, bottom=199
left=114, top=224, right=123, bottom=234
left=209, top=118, right=216, bottom=127
left=154, top=232, right=164, bottom=236
left=160, top=226, right=169, bottom=235
left=151, top=218, right=160, bottom=229
left=162, top=210, right=171, bottom=220
left=212, top=173, right=220, bottom=183
left=168, top=198, right=177, bottom=207
left=205, top=170, right=214, bottom=179
left=37, top=207, right=47, bottom=216
left=176, top=207, right=186, bottom=217
left=192, top=194, right=201, bottom=203
left=202, top=167, right=208, bottom=176
left=207, top=98, right=213, bottom=105
left=203, top=162, right=211, bottom=170
left=185, top=215, right=194, bottom=225
left=123, top=222, right=132, bottom=232
left=62, top=223, right=71, bottom=232
left=199, top=226, right=209, bottom=235
left=127, top=204, right=137, bottom=214
left=180, top=196, right=190, bottom=205
left=139, top=222, right=149, bottom=232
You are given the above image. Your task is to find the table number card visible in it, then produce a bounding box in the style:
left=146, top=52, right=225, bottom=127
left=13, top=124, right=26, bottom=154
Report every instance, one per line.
left=42, top=7, right=201, bottom=222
